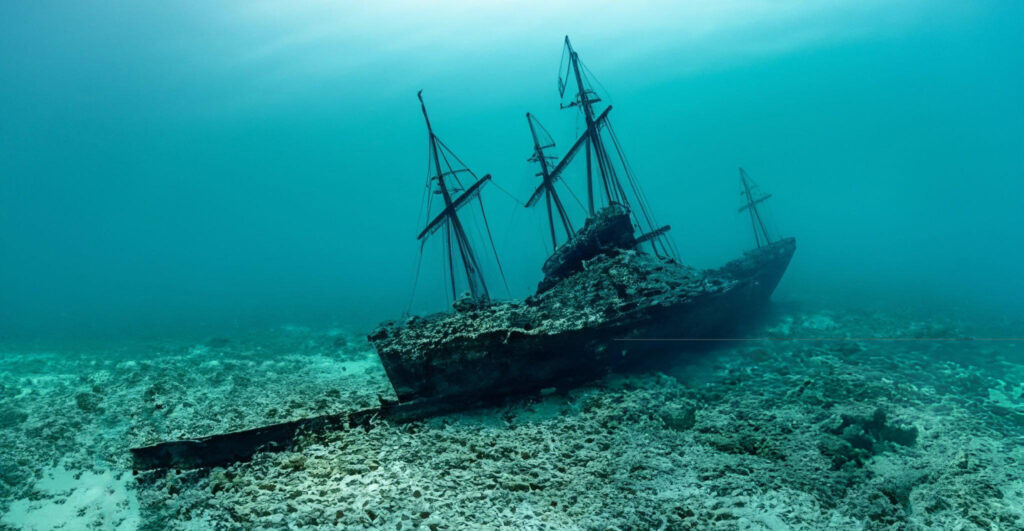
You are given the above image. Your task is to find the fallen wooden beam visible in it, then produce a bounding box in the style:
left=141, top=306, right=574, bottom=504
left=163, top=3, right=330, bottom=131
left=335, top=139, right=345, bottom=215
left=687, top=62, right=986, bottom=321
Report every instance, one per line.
left=130, top=395, right=504, bottom=471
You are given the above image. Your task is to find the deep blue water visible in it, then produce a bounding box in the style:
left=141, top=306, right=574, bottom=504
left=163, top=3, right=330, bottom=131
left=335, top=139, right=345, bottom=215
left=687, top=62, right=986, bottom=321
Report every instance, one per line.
left=1, top=1, right=1022, bottom=339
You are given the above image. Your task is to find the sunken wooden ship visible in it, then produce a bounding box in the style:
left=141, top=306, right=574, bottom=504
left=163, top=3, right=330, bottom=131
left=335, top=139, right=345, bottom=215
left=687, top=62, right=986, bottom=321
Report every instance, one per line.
left=369, top=37, right=796, bottom=404
left=130, top=37, right=795, bottom=471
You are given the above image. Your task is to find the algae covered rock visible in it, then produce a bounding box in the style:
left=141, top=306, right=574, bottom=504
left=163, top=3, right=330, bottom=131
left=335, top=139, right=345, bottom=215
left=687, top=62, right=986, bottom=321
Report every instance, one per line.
left=820, top=408, right=918, bottom=469
left=657, top=404, right=697, bottom=431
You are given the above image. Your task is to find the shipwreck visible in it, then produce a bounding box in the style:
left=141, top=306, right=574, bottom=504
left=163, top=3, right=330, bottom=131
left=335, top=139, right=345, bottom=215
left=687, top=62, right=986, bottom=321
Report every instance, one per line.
left=131, top=36, right=795, bottom=471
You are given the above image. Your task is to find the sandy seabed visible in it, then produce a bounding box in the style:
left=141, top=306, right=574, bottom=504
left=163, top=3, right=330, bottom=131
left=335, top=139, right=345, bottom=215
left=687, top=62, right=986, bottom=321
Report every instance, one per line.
left=1, top=304, right=1022, bottom=530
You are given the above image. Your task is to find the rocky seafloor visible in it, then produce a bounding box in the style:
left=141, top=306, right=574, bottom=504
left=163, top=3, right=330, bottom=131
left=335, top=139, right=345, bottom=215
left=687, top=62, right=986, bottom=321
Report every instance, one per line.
left=1, top=305, right=1022, bottom=529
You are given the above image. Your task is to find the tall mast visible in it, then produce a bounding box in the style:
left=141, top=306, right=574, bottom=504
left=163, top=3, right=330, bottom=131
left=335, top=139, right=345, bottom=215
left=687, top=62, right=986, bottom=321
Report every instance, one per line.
left=738, top=167, right=773, bottom=248
left=417, top=91, right=490, bottom=301
left=526, top=113, right=574, bottom=250
left=561, top=36, right=618, bottom=213
left=555, top=36, right=677, bottom=260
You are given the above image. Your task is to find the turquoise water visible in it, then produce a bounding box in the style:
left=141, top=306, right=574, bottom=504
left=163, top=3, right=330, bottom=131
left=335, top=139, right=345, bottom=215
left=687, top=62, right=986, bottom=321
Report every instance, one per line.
left=2, top=1, right=1021, bottom=337
left=1, top=2, right=1023, bottom=529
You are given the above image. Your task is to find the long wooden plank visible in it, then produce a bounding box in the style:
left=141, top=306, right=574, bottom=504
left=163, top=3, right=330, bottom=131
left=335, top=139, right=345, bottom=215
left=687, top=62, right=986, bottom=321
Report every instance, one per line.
left=130, top=410, right=365, bottom=471
left=129, top=395, right=503, bottom=471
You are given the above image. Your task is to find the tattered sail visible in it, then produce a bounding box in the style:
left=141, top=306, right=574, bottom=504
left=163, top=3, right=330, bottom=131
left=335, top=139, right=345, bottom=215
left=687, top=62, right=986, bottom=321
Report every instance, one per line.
left=738, top=167, right=774, bottom=248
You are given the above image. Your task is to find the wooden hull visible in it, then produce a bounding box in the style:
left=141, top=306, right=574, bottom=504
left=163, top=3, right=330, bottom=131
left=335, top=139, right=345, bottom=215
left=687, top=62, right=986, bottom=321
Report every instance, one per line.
left=371, top=238, right=796, bottom=403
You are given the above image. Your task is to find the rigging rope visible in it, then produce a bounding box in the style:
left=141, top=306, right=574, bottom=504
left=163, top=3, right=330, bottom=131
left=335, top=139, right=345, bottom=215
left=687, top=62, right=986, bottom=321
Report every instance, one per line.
left=407, top=141, right=439, bottom=314
left=489, top=179, right=526, bottom=207
left=436, top=142, right=464, bottom=189
left=403, top=239, right=427, bottom=317
left=478, top=198, right=511, bottom=296
left=606, top=121, right=679, bottom=260
left=436, top=138, right=477, bottom=181
left=560, top=179, right=586, bottom=213
left=426, top=135, right=518, bottom=300
left=442, top=221, right=453, bottom=307
left=581, top=59, right=613, bottom=108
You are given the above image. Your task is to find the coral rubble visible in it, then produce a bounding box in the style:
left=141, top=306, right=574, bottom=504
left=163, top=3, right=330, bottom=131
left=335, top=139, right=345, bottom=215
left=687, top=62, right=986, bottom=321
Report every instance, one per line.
left=1, top=309, right=1022, bottom=529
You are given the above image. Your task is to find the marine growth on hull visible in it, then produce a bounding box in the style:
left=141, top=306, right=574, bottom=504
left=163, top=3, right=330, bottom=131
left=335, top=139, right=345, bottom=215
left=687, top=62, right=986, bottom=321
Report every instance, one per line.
left=370, top=36, right=795, bottom=406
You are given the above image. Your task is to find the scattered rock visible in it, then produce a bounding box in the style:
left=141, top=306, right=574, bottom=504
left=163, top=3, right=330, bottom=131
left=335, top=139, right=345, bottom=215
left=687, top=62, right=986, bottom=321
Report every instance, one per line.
left=1, top=311, right=1020, bottom=530
left=0, top=408, right=28, bottom=429
left=821, top=408, right=917, bottom=469
left=658, top=404, right=697, bottom=431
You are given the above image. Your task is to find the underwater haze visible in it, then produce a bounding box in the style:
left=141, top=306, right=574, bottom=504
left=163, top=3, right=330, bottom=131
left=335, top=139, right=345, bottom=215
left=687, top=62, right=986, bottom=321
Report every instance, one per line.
left=4, top=2, right=1024, bottom=530
left=2, top=0, right=1023, bottom=339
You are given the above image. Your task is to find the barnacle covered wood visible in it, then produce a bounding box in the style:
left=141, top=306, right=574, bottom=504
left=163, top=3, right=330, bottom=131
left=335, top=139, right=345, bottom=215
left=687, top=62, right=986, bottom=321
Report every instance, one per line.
left=370, top=197, right=796, bottom=403
left=370, top=250, right=734, bottom=402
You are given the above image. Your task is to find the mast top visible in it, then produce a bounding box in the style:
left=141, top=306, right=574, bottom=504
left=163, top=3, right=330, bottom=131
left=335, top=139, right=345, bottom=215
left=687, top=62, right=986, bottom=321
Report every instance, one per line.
left=417, top=90, right=434, bottom=136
